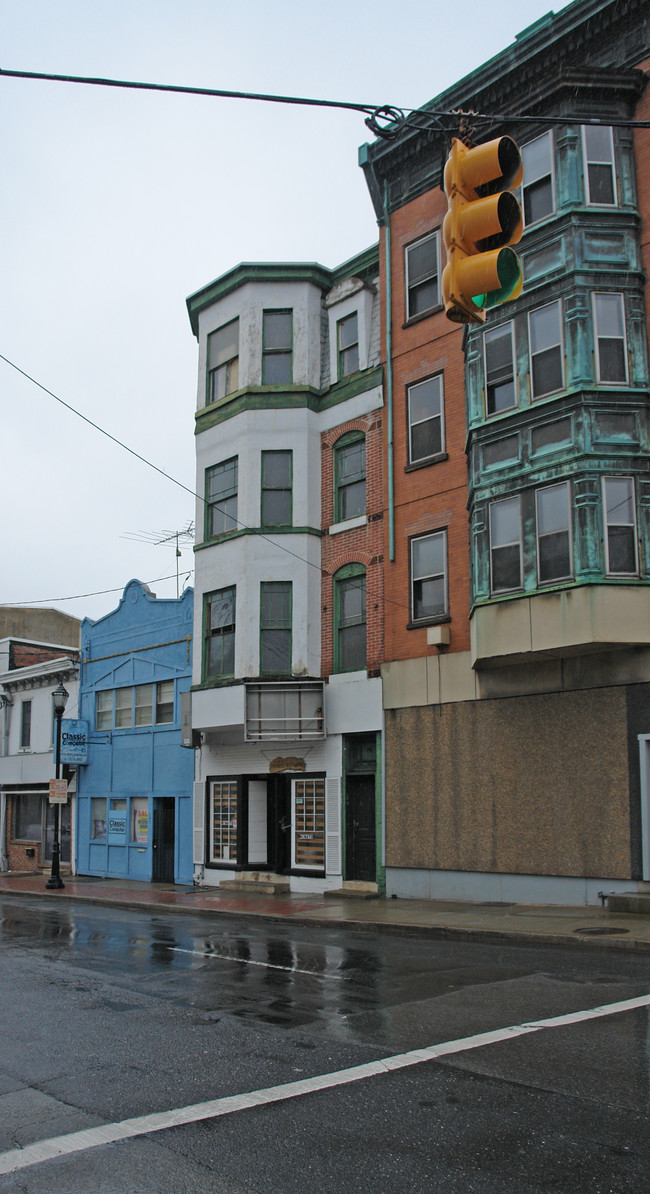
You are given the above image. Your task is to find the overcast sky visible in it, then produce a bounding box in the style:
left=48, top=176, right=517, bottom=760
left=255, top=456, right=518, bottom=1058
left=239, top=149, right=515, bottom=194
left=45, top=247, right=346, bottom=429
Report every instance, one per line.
left=1, top=0, right=571, bottom=627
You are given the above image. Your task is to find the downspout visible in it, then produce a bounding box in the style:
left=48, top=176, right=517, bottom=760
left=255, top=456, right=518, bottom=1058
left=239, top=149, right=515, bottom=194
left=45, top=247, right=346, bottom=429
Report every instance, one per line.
left=383, top=181, right=395, bottom=562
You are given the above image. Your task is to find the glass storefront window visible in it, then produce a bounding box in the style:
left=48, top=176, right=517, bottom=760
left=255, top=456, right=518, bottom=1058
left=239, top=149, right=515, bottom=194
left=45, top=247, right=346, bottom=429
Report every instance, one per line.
left=131, top=798, right=149, bottom=843
left=91, top=798, right=107, bottom=840
left=210, top=781, right=238, bottom=863
left=292, top=779, right=325, bottom=871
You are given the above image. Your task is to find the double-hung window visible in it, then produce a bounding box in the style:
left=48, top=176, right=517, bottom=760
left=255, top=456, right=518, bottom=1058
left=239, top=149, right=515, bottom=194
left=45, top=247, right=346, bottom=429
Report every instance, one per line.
left=490, top=496, right=522, bottom=593
left=95, top=683, right=174, bottom=729
left=405, top=232, right=440, bottom=319
left=407, top=374, right=445, bottom=463
left=335, top=567, right=366, bottom=672
left=262, top=310, right=292, bottom=384
left=334, top=434, right=366, bottom=522
left=205, top=587, right=236, bottom=680
left=529, top=301, right=563, bottom=399
left=337, top=312, right=359, bottom=378
left=260, top=581, right=292, bottom=675
left=583, top=125, right=615, bottom=206
left=536, top=482, right=572, bottom=584
left=208, top=319, right=239, bottom=403
left=603, top=477, right=637, bottom=575
left=410, top=531, right=448, bottom=622
left=96, top=690, right=112, bottom=730
left=485, top=322, right=516, bottom=415
left=594, top=294, right=627, bottom=384
left=261, top=450, right=292, bottom=527
left=115, top=687, right=133, bottom=729
left=522, top=132, right=554, bottom=225
left=206, top=458, right=238, bottom=538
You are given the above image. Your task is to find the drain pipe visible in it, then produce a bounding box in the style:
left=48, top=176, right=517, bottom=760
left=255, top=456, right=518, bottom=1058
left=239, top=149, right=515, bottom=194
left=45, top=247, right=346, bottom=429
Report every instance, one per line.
left=383, top=181, right=395, bottom=562
left=0, top=694, right=10, bottom=871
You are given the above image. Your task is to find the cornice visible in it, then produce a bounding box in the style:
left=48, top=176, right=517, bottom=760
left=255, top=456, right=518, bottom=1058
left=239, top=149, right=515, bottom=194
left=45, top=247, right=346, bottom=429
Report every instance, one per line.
left=0, top=657, right=79, bottom=692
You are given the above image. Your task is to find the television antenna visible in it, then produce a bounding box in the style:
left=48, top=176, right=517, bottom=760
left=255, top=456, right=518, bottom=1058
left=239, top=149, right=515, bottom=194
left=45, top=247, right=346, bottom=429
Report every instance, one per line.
left=122, top=521, right=194, bottom=597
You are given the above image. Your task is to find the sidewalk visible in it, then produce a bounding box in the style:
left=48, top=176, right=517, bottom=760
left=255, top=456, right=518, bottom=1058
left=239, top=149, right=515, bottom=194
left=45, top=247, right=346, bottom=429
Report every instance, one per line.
left=2, top=871, right=650, bottom=953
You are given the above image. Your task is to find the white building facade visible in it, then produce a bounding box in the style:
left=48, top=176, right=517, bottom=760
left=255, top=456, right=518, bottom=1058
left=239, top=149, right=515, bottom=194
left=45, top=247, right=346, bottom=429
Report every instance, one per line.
left=187, top=251, right=385, bottom=893
left=0, top=638, right=80, bottom=874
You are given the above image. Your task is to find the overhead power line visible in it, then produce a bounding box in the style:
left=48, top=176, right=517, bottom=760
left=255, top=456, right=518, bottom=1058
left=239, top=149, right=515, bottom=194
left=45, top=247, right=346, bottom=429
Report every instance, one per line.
left=1, top=68, right=648, bottom=136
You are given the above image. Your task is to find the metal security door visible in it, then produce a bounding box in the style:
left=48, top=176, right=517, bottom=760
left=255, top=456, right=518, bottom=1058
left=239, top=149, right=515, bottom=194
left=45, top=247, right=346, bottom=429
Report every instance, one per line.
left=152, top=798, right=175, bottom=883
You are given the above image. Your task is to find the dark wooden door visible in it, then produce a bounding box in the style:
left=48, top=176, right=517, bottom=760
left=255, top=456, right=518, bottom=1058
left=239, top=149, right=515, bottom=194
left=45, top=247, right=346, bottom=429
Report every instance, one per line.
left=152, top=799, right=175, bottom=883
left=345, top=775, right=376, bottom=882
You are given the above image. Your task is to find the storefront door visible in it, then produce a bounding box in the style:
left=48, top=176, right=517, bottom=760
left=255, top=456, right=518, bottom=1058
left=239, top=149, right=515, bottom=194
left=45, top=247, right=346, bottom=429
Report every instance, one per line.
left=345, top=774, right=376, bottom=882
left=152, top=798, right=175, bottom=882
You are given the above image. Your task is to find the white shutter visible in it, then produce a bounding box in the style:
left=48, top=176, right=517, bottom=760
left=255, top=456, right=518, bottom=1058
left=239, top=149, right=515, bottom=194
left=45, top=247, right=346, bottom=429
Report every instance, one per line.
left=193, top=781, right=206, bottom=864
left=325, top=777, right=342, bottom=876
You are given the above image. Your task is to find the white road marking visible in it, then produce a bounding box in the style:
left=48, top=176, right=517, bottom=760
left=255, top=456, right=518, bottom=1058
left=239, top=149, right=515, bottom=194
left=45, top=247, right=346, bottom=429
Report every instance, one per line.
left=168, top=944, right=343, bottom=979
left=0, top=992, right=648, bottom=1176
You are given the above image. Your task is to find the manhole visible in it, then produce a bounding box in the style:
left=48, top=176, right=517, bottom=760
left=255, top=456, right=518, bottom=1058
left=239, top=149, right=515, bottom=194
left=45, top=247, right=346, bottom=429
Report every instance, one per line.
left=574, top=926, right=630, bottom=936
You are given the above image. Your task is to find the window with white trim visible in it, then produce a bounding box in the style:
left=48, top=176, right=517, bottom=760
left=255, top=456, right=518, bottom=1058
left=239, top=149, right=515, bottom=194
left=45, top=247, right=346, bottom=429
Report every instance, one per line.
left=529, top=300, right=563, bottom=399
left=594, top=294, right=627, bottom=384
left=19, top=700, right=31, bottom=749
left=405, top=232, right=440, bottom=319
left=490, top=496, right=522, bottom=593
left=522, top=132, right=554, bottom=225
left=210, top=780, right=238, bottom=863
left=536, top=481, right=572, bottom=584
left=485, top=322, right=516, bottom=415
left=262, top=310, right=292, bottom=384
left=410, top=530, right=448, bottom=622
left=603, top=477, right=637, bottom=576
left=95, top=683, right=176, bottom=729
left=583, top=125, right=616, bottom=206
left=337, top=312, right=359, bottom=378
left=407, top=374, right=445, bottom=463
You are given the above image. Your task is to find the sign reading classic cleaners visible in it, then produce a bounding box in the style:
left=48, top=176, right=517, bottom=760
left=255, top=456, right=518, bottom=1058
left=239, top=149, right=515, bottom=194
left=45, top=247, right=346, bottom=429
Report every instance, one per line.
left=60, top=719, right=89, bottom=764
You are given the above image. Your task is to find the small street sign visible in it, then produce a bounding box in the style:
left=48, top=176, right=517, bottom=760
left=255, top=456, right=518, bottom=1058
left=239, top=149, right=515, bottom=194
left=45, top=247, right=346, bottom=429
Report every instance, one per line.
left=48, top=779, right=68, bottom=804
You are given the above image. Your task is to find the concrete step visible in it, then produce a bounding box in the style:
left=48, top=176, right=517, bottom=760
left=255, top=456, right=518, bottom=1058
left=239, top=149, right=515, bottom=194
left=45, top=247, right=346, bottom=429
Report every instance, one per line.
left=218, top=871, right=290, bottom=896
left=325, top=880, right=379, bottom=900
left=606, top=892, right=650, bottom=915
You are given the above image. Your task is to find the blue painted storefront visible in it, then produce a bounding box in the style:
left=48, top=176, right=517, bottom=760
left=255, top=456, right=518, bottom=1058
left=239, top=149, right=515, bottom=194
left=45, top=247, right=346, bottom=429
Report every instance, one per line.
left=76, top=580, right=194, bottom=884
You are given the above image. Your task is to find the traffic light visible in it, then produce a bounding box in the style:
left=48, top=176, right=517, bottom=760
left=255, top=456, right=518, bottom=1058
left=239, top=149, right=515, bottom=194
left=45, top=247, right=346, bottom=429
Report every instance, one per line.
left=442, top=135, right=524, bottom=325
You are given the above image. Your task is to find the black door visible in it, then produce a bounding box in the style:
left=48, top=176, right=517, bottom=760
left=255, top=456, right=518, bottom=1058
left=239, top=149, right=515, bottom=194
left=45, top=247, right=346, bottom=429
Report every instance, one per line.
left=152, top=798, right=175, bottom=883
left=267, top=776, right=291, bottom=874
left=345, top=775, right=376, bottom=882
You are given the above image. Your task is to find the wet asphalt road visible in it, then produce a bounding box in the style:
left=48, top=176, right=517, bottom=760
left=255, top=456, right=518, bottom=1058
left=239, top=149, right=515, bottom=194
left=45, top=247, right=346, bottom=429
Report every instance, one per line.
left=0, top=894, right=649, bottom=1193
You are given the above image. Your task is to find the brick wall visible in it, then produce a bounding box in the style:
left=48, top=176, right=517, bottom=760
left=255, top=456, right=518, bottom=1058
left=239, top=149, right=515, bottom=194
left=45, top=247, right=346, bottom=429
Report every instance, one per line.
left=380, top=189, right=472, bottom=663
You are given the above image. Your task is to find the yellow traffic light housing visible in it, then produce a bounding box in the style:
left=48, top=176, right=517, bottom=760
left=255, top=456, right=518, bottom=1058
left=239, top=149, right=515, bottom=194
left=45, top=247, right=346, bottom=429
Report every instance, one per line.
left=442, top=136, right=524, bottom=325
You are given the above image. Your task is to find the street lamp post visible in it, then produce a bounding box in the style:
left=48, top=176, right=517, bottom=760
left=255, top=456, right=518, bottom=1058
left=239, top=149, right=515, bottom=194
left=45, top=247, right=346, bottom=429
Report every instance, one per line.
left=46, top=682, right=68, bottom=890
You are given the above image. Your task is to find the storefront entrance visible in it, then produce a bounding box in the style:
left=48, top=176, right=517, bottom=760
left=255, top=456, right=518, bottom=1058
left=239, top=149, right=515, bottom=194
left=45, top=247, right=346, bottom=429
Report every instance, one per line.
left=344, top=734, right=377, bottom=883
left=207, top=773, right=326, bottom=877
left=152, top=798, right=175, bottom=882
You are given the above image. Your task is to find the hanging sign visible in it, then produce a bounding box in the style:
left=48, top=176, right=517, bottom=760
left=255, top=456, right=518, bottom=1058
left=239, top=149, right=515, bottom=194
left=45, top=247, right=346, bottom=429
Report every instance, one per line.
left=60, top=719, right=89, bottom=764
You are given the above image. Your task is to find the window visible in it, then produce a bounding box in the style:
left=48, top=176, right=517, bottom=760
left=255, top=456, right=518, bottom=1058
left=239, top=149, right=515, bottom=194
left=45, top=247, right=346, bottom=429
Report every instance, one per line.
left=210, top=780, right=238, bottom=863
left=14, top=793, right=41, bottom=840
left=91, top=797, right=107, bottom=840
left=262, top=310, right=292, bottom=384
left=246, top=682, right=324, bottom=740
left=536, top=482, right=572, bottom=584
left=410, top=531, right=448, bottom=622
left=490, top=496, right=522, bottom=592
left=405, top=232, right=440, bottom=319
left=292, top=778, right=325, bottom=871
left=134, top=684, right=153, bottom=727
left=205, top=587, right=236, bottom=679
left=529, top=301, right=563, bottom=398
left=155, top=681, right=174, bottom=724
left=407, top=374, right=445, bottom=463
left=19, top=700, right=31, bottom=749
left=261, top=450, right=292, bottom=527
left=485, top=323, right=516, bottom=414
left=96, top=690, right=112, bottom=730
left=583, top=125, right=615, bottom=206
left=206, top=458, right=238, bottom=537
left=260, top=582, right=292, bottom=675
left=335, top=567, right=366, bottom=672
left=522, top=132, right=554, bottom=224
left=334, top=434, right=366, bottom=522
left=131, top=797, right=149, bottom=844
left=115, top=687, right=133, bottom=729
left=338, top=312, right=359, bottom=378
left=603, top=477, right=637, bottom=575
left=208, top=319, right=239, bottom=403
left=594, top=294, right=627, bottom=383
